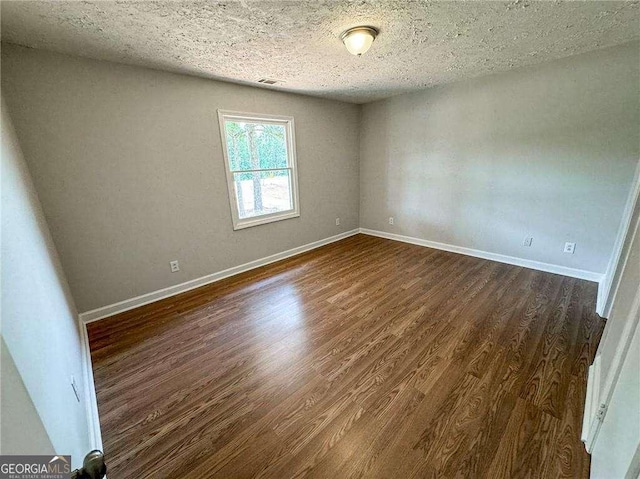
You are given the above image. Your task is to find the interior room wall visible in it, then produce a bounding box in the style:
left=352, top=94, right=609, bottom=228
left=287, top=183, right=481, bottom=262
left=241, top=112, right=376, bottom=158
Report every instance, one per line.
left=1, top=44, right=361, bottom=314
left=0, top=337, right=55, bottom=456
left=359, top=41, right=640, bottom=276
left=1, top=97, right=92, bottom=467
left=3, top=40, right=638, bottom=316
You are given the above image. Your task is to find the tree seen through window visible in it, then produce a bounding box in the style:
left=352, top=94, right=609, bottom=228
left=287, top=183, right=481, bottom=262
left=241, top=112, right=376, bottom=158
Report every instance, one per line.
left=225, top=121, right=292, bottom=218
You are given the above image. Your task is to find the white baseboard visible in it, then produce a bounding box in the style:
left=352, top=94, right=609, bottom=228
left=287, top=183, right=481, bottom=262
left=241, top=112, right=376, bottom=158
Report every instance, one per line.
left=79, top=229, right=359, bottom=323
left=359, top=228, right=603, bottom=283
left=80, top=226, right=602, bottom=323
left=596, top=285, right=607, bottom=318
left=78, top=318, right=103, bottom=451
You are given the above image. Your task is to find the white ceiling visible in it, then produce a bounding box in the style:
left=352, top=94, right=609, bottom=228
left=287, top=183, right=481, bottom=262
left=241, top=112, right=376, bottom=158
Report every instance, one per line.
left=1, top=1, right=638, bottom=103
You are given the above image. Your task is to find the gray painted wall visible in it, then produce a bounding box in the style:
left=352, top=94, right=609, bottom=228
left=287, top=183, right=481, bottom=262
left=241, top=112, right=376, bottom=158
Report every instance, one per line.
left=359, top=42, right=639, bottom=274
left=2, top=41, right=638, bottom=314
left=1, top=97, right=91, bottom=467
left=0, top=338, right=55, bottom=456
left=1, top=44, right=361, bottom=313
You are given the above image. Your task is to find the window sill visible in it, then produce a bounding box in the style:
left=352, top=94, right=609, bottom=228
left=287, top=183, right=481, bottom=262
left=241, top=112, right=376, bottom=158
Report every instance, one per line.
left=233, top=210, right=300, bottom=230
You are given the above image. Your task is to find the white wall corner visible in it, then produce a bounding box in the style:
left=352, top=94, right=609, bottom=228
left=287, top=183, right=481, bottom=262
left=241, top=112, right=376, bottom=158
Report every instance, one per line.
left=599, top=158, right=640, bottom=319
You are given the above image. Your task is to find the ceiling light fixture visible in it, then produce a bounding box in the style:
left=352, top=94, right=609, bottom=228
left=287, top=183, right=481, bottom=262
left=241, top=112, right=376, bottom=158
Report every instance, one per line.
left=341, top=26, right=378, bottom=56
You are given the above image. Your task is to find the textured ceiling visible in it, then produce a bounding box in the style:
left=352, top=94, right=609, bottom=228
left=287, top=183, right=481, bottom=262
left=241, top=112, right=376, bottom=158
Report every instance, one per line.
left=1, top=1, right=638, bottom=103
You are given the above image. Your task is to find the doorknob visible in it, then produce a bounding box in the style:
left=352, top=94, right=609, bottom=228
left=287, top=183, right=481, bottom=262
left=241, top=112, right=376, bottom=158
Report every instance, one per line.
left=70, top=450, right=106, bottom=479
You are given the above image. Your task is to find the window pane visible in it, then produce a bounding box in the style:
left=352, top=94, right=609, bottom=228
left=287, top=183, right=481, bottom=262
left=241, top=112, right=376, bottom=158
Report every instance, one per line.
left=233, top=169, right=293, bottom=219
left=225, top=121, right=288, bottom=171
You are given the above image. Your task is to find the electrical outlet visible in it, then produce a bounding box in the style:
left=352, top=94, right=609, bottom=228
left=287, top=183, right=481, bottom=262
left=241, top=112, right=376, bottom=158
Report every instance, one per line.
left=389, top=217, right=394, bottom=225
left=523, top=236, right=533, bottom=247
left=335, top=218, right=340, bottom=226
left=170, top=260, right=180, bottom=272
left=563, top=242, right=576, bottom=254
left=70, top=375, right=80, bottom=403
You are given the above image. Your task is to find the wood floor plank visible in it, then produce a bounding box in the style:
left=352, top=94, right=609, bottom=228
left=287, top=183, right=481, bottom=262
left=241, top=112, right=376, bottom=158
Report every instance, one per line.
left=543, top=373, right=591, bottom=479
left=486, top=398, right=559, bottom=478
left=87, top=234, right=604, bottom=478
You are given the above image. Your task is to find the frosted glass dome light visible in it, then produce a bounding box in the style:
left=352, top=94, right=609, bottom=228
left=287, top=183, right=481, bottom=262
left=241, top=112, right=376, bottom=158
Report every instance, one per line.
left=341, top=26, right=378, bottom=56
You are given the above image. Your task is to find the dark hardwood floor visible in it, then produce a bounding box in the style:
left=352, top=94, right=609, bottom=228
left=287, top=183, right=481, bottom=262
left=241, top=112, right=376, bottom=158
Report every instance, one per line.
left=87, top=234, right=604, bottom=478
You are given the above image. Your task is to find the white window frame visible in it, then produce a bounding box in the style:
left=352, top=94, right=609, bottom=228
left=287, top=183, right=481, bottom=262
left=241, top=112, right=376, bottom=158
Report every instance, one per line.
left=217, top=110, right=300, bottom=230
